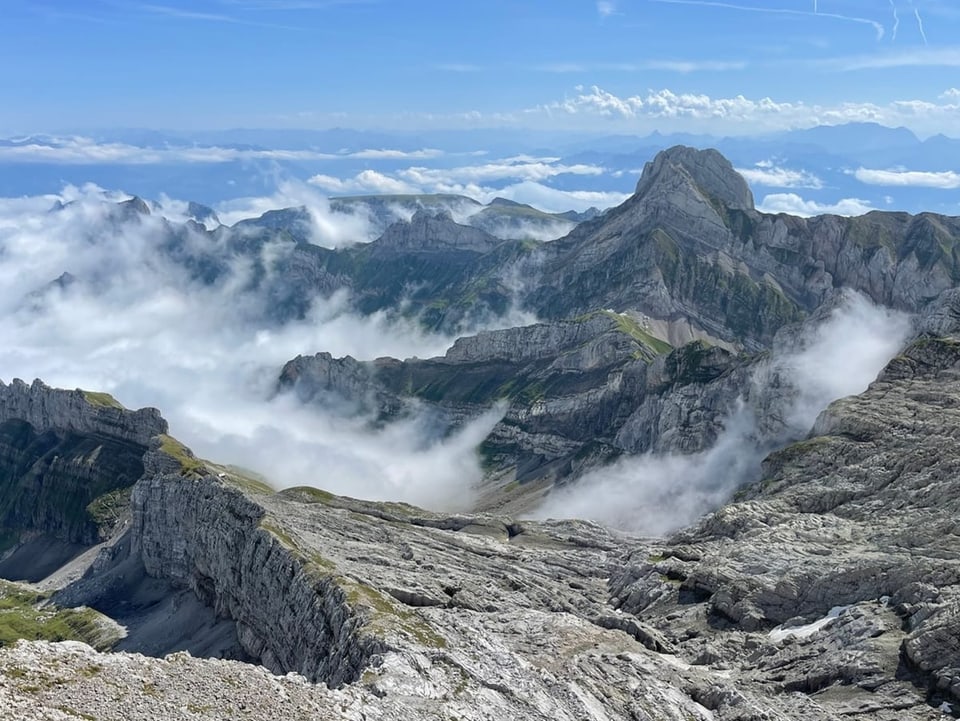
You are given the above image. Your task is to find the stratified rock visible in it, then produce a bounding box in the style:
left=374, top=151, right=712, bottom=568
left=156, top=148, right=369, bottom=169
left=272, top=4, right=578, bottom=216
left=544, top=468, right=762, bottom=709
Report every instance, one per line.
left=608, top=331, right=960, bottom=716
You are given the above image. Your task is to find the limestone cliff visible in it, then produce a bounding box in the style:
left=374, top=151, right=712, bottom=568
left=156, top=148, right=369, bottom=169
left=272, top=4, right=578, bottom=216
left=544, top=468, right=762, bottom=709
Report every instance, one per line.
left=0, top=380, right=166, bottom=577
left=2, top=362, right=960, bottom=717
left=529, top=146, right=960, bottom=349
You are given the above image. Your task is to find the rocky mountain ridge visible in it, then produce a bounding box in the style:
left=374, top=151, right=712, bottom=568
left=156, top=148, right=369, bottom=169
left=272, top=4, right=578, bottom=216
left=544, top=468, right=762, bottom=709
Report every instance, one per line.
left=3, top=351, right=960, bottom=718
left=4, top=144, right=960, bottom=719
left=32, top=146, right=960, bottom=348
left=278, top=311, right=755, bottom=510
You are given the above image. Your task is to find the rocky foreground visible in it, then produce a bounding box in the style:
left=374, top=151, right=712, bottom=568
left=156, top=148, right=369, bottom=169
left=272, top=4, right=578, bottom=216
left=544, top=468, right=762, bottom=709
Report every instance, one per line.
left=3, top=310, right=960, bottom=719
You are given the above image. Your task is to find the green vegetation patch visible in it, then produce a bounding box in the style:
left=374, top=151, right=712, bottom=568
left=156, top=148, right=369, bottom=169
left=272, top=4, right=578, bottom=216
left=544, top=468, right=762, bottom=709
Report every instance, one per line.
left=86, top=486, right=132, bottom=532
left=280, top=486, right=335, bottom=504
left=601, top=310, right=673, bottom=355
left=157, top=434, right=205, bottom=476
left=208, top=463, right=274, bottom=495
left=259, top=519, right=336, bottom=575
left=340, top=578, right=447, bottom=648
left=79, top=390, right=123, bottom=409
left=0, top=581, right=118, bottom=650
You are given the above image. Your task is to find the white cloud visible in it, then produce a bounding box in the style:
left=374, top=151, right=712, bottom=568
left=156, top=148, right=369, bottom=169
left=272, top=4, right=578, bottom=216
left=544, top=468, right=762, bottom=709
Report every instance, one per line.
left=529, top=85, right=960, bottom=136
left=398, top=160, right=604, bottom=185
left=304, top=156, right=624, bottom=214
left=434, top=63, right=482, bottom=73
left=649, top=0, right=885, bottom=40
left=305, top=158, right=606, bottom=200
left=348, top=148, right=444, bottom=160
left=213, top=179, right=379, bottom=245
left=597, top=1, right=616, bottom=18
left=306, top=170, right=418, bottom=196
left=853, top=167, right=960, bottom=189
left=0, top=188, right=522, bottom=511
left=0, top=136, right=446, bottom=165
left=736, top=163, right=823, bottom=189
left=757, top=193, right=874, bottom=217
left=486, top=181, right=627, bottom=214
left=639, top=59, right=747, bottom=72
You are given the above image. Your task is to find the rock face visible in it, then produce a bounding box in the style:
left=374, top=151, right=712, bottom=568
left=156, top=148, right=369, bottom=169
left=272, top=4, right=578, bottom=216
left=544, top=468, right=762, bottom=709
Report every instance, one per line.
left=278, top=303, right=876, bottom=512
left=529, top=146, right=960, bottom=349
left=0, top=379, right=166, bottom=446
left=375, top=210, right=502, bottom=254
left=0, top=380, right=167, bottom=577
left=607, top=331, right=960, bottom=716
left=4, top=344, right=960, bottom=717
left=53, top=146, right=960, bottom=344
left=633, top=144, right=755, bottom=212
left=131, top=473, right=387, bottom=686
left=280, top=313, right=763, bottom=507
left=327, top=193, right=578, bottom=242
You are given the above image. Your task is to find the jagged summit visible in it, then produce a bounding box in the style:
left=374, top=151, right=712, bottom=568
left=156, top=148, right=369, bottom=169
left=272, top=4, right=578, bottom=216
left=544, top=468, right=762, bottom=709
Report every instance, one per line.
left=186, top=201, right=220, bottom=226
left=375, top=209, right=501, bottom=253
left=117, top=196, right=152, bottom=217
left=488, top=197, right=525, bottom=207
left=634, top=145, right=754, bottom=212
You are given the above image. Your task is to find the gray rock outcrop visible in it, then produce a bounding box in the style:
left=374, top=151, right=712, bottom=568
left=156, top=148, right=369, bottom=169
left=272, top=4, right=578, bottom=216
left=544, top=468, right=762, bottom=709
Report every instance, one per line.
left=0, top=378, right=167, bottom=445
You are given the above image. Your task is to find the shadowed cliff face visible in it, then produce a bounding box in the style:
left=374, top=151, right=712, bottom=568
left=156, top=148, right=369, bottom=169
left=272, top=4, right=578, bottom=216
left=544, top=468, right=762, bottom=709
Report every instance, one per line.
left=0, top=379, right=166, bottom=580
left=0, top=420, right=145, bottom=547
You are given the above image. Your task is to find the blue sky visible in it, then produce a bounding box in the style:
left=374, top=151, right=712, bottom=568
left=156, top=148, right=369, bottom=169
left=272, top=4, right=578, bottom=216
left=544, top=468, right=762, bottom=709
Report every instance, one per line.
left=2, top=0, right=959, bottom=135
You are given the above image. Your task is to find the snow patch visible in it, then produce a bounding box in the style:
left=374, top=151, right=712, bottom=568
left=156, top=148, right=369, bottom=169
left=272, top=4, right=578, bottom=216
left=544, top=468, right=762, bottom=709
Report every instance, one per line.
left=768, top=606, right=849, bottom=643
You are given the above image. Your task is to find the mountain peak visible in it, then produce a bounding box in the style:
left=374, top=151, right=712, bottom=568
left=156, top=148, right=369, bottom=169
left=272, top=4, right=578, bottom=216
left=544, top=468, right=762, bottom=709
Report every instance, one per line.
left=635, top=145, right=754, bottom=212
left=377, top=210, right=500, bottom=253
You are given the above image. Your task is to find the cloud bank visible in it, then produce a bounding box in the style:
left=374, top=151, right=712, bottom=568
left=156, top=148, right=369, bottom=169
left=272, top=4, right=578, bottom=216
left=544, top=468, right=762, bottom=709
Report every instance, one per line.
left=736, top=161, right=824, bottom=189
left=529, top=85, right=960, bottom=136
left=0, top=136, right=446, bottom=165
left=0, top=187, right=512, bottom=510
left=306, top=157, right=627, bottom=214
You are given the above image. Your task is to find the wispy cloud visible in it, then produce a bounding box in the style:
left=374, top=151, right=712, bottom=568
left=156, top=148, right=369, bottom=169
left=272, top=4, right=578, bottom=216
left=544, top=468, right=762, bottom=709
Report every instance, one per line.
left=642, top=59, right=747, bottom=72
left=535, top=62, right=588, bottom=73
left=307, top=157, right=606, bottom=194
left=535, top=59, right=746, bottom=73
left=307, top=157, right=626, bottom=213
left=736, top=161, right=823, bottom=189
left=215, top=0, right=376, bottom=9
left=650, top=0, right=885, bottom=40
left=889, top=0, right=900, bottom=40
left=827, top=47, right=960, bottom=69
left=853, top=167, right=960, bottom=189
left=0, top=185, right=510, bottom=510
left=597, top=1, right=616, bottom=19
left=435, top=63, right=482, bottom=73
left=0, top=137, right=446, bottom=165
left=307, top=170, right=416, bottom=195
left=911, top=1, right=928, bottom=44
left=123, top=2, right=301, bottom=29
left=138, top=3, right=240, bottom=22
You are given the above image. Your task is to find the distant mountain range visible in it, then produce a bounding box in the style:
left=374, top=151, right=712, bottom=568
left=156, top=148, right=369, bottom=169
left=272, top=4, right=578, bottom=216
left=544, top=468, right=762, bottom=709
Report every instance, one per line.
left=1, top=123, right=957, bottom=216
